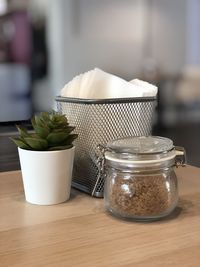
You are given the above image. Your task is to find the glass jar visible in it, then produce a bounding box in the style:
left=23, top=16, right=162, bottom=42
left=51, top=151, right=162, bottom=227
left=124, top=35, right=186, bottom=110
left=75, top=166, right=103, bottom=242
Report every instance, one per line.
left=103, top=136, right=186, bottom=221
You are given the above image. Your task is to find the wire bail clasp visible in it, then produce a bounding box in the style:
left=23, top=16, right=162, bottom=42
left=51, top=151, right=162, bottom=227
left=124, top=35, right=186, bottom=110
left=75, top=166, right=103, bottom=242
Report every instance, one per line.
left=175, top=146, right=186, bottom=167
left=92, top=144, right=107, bottom=197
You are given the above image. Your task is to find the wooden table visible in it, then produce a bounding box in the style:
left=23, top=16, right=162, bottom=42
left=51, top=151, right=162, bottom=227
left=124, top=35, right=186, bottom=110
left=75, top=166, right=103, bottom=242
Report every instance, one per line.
left=0, top=166, right=200, bottom=267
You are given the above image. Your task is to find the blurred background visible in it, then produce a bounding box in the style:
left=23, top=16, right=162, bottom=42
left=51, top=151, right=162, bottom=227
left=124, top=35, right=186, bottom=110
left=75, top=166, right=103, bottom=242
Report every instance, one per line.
left=1, top=0, right=200, bottom=171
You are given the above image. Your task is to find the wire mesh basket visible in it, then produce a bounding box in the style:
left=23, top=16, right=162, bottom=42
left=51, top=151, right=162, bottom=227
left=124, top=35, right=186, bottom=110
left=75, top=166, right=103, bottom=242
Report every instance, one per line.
left=56, top=96, right=156, bottom=197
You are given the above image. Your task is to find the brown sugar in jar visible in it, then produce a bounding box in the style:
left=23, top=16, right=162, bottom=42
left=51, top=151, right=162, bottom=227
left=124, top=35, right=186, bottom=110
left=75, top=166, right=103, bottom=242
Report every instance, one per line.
left=103, top=136, right=186, bottom=221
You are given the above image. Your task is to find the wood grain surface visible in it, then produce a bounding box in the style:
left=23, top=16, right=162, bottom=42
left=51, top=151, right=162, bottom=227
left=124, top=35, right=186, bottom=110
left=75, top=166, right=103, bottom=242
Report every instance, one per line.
left=0, top=166, right=200, bottom=266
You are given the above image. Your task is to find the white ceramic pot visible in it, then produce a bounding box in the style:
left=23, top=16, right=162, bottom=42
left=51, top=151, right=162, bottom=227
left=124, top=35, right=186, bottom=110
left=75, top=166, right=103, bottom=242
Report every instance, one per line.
left=18, top=147, right=75, bottom=205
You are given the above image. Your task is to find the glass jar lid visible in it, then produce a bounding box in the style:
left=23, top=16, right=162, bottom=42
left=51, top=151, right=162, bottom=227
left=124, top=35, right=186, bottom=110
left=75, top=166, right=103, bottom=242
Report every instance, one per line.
left=107, top=136, right=173, bottom=154
left=105, top=136, right=177, bottom=169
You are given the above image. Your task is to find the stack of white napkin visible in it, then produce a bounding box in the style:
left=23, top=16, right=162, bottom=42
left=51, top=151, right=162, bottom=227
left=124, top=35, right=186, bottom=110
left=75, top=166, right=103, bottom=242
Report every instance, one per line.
left=60, top=68, right=157, bottom=99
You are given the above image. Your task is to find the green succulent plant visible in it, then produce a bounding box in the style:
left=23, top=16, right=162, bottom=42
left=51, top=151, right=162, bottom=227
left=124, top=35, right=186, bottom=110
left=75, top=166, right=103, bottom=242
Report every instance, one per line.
left=11, top=111, right=78, bottom=151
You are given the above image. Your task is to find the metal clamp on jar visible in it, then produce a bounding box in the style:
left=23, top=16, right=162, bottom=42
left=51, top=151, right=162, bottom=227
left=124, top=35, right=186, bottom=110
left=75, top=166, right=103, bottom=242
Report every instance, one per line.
left=102, top=136, right=186, bottom=221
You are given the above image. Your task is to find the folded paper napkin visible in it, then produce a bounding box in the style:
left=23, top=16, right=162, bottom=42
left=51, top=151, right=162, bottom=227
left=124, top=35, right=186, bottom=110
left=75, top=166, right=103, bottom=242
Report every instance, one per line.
left=60, top=68, right=157, bottom=99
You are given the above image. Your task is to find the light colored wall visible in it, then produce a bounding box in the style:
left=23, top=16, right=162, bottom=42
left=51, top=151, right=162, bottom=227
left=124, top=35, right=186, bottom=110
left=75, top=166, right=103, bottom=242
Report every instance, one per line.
left=64, top=0, right=146, bottom=78
left=186, top=0, right=200, bottom=65
left=48, top=0, right=148, bottom=96
left=151, top=0, right=186, bottom=75
left=46, top=0, right=68, bottom=104
left=47, top=0, right=187, bottom=98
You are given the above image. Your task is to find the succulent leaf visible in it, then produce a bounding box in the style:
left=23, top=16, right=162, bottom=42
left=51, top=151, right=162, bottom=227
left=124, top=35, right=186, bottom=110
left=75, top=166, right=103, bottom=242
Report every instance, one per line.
left=65, top=126, right=75, bottom=133
left=24, top=137, right=48, bottom=150
left=11, top=111, right=78, bottom=151
left=63, top=134, right=78, bottom=145
left=41, top=112, right=50, bottom=121
left=35, top=115, right=45, bottom=128
left=31, top=117, right=36, bottom=127
left=52, top=126, right=75, bottom=134
left=33, top=125, right=49, bottom=138
left=16, top=125, right=29, bottom=138
left=48, top=145, right=73, bottom=151
left=10, top=137, right=31, bottom=149
left=47, top=132, right=69, bottom=145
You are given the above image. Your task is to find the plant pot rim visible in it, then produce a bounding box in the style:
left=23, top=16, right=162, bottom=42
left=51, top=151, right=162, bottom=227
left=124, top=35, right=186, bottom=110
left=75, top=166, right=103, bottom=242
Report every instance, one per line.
left=18, top=146, right=75, bottom=154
